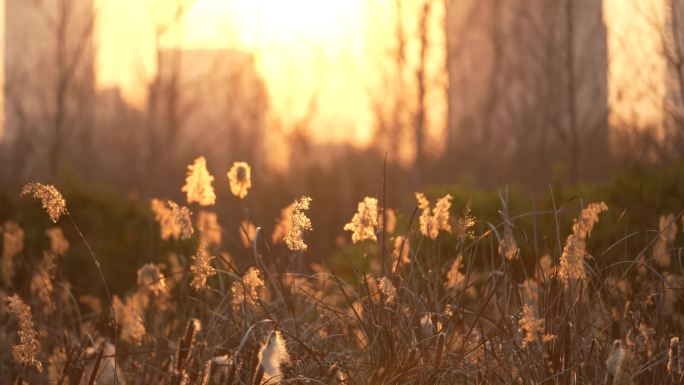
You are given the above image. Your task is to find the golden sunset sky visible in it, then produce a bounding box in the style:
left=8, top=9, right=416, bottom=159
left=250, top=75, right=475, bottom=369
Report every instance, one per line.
left=96, top=0, right=448, bottom=148
left=91, top=0, right=664, bottom=146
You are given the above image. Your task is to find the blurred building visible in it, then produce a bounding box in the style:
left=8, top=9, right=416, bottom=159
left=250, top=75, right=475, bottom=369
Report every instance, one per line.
left=663, top=1, right=684, bottom=154
left=147, top=48, right=268, bottom=190
left=445, top=0, right=608, bottom=185
left=2, top=0, right=95, bottom=181
left=91, top=86, right=147, bottom=190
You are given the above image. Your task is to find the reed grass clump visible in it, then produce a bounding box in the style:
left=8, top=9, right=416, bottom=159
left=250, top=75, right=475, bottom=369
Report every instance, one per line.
left=3, top=163, right=683, bottom=385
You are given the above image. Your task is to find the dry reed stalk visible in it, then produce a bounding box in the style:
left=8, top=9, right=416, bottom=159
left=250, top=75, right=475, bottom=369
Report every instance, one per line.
left=434, top=332, right=445, bottom=369
left=68, top=355, right=85, bottom=385
left=172, top=319, right=200, bottom=385
left=251, top=365, right=264, bottom=385
left=86, top=348, right=104, bottom=385
left=225, top=360, right=236, bottom=385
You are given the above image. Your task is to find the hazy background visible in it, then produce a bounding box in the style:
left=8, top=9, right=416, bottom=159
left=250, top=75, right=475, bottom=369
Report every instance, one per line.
left=1, top=0, right=683, bottom=290
left=0, top=0, right=680, bottom=186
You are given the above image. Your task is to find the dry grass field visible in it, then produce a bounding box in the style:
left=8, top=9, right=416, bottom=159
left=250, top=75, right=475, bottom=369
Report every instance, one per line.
left=1, top=158, right=683, bottom=385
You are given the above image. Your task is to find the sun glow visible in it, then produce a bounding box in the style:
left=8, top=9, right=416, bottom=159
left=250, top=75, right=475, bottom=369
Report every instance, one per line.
left=604, top=0, right=666, bottom=128
left=96, top=0, right=447, bottom=157
left=173, top=0, right=366, bottom=50
left=97, top=0, right=384, bottom=144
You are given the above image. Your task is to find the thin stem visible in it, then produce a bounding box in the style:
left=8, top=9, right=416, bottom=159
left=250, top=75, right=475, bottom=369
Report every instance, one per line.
left=66, top=212, right=118, bottom=385
left=67, top=213, right=111, bottom=301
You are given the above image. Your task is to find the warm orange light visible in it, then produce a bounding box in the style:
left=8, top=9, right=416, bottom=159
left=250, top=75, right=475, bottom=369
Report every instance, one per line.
left=96, top=0, right=446, bottom=157
left=604, top=0, right=665, bottom=129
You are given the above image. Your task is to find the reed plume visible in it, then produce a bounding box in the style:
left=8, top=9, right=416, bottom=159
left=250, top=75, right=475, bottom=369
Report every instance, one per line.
left=344, top=197, right=380, bottom=243
left=415, top=192, right=452, bottom=239
left=284, top=196, right=312, bottom=252
left=137, top=263, right=167, bottom=295
left=559, top=202, right=608, bottom=285
left=231, top=267, right=265, bottom=312
left=182, top=156, right=216, bottom=206
left=21, top=183, right=67, bottom=223
left=1, top=221, right=24, bottom=285
left=227, top=161, right=252, bottom=199
left=45, top=227, right=69, bottom=256
left=6, top=294, right=42, bottom=371
left=190, top=243, right=216, bottom=291
left=30, top=252, right=58, bottom=315
left=197, top=210, right=222, bottom=247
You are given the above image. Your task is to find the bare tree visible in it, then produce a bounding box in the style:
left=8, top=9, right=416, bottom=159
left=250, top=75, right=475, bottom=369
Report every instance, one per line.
left=371, top=0, right=445, bottom=186
left=604, top=0, right=684, bottom=163
left=659, top=0, right=684, bottom=159
left=49, top=0, right=95, bottom=177
left=142, top=1, right=194, bottom=198
left=564, top=0, right=579, bottom=182
left=371, top=0, right=410, bottom=164
left=413, top=1, right=432, bottom=185
left=445, top=0, right=609, bottom=186
left=4, top=0, right=95, bottom=183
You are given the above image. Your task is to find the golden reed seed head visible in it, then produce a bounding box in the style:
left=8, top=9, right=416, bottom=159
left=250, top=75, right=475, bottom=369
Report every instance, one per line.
left=559, top=202, right=608, bottom=286
left=344, top=197, right=379, bottom=244
left=284, top=196, right=313, bottom=252
left=137, top=263, right=167, bottom=295
left=167, top=201, right=194, bottom=240
left=231, top=267, right=265, bottom=311
left=45, top=227, right=69, bottom=256
left=498, top=225, right=519, bottom=261
left=30, top=252, right=58, bottom=315
left=2, top=221, right=24, bottom=285
left=150, top=199, right=193, bottom=240
left=47, top=347, right=66, bottom=382
left=572, top=202, right=608, bottom=240
left=377, top=276, right=396, bottom=304
left=559, top=234, right=587, bottom=284
left=190, top=243, right=216, bottom=291
left=227, top=161, right=252, bottom=199
left=182, top=156, right=216, bottom=206
left=6, top=294, right=43, bottom=372
left=454, top=199, right=476, bottom=240
left=21, top=183, right=67, bottom=223
left=272, top=203, right=294, bottom=244
left=433, top=194, right=453, bottom=234
left=197, top=211, right=222, bottom=247
left=446, top=255, right=466, bottom=291
left=416, top=192, right=433, bottom=239
left=150, top=199, right=178, bottom=240
left=519, top=304, right=544, bottom=347
left=415, top=192, right=453, bottom=240
left=113, top=292, right=148, bottom=345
